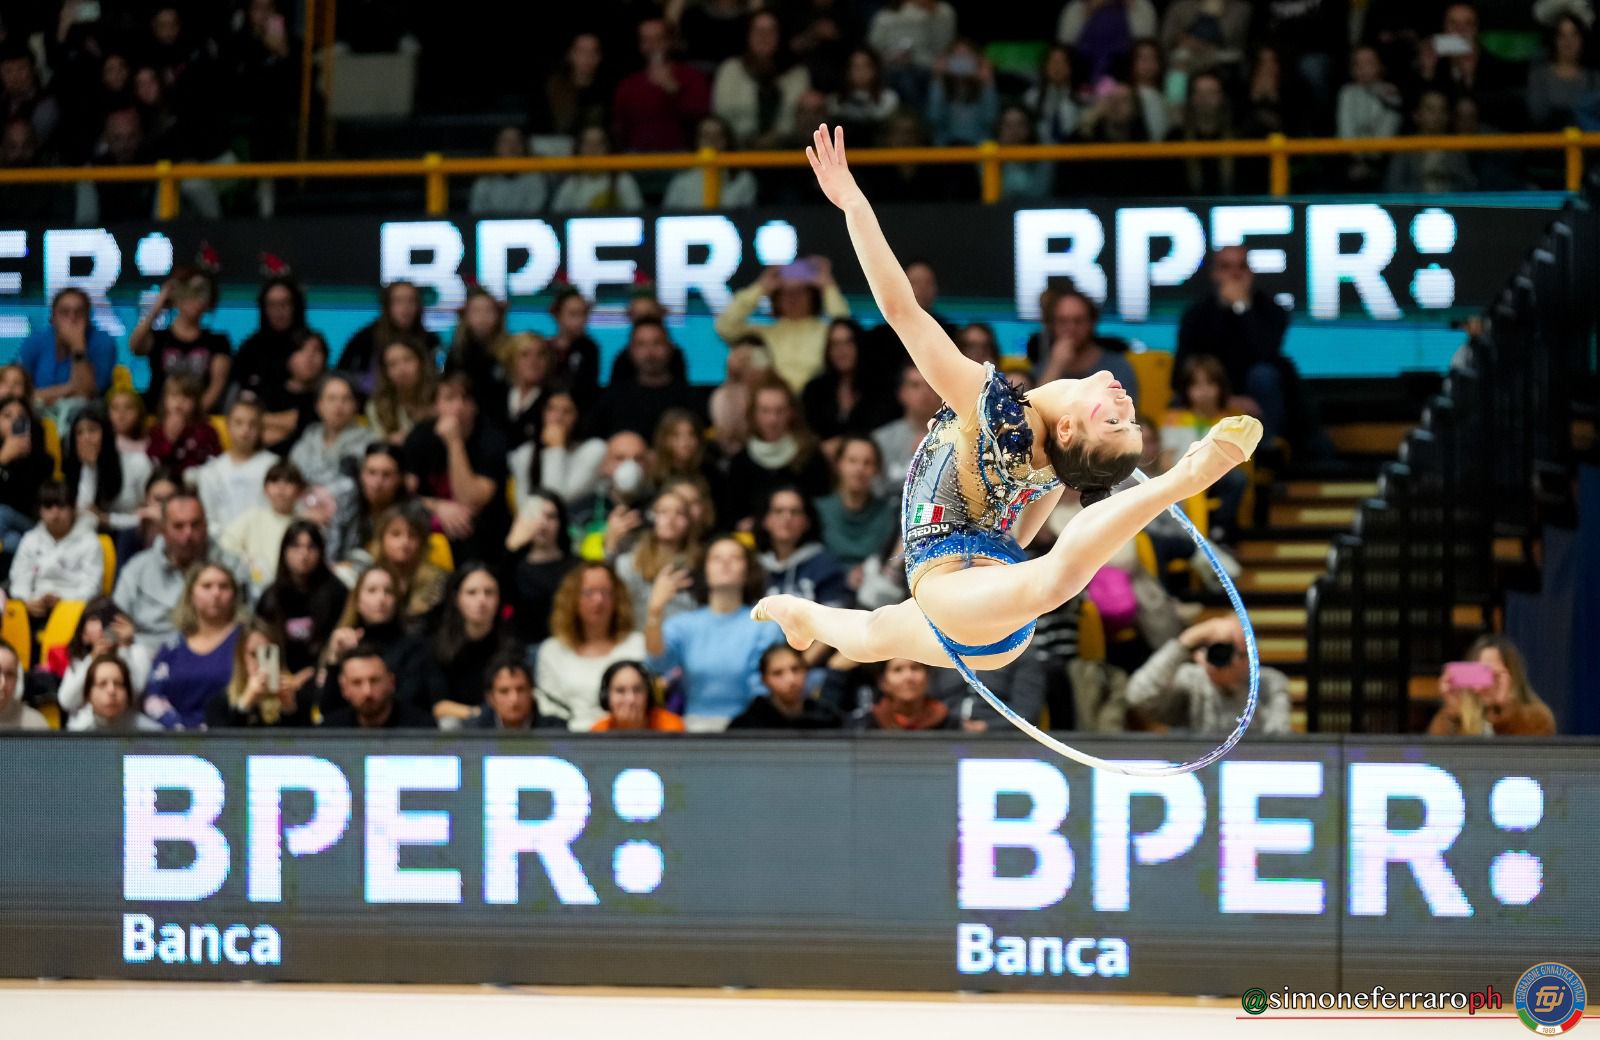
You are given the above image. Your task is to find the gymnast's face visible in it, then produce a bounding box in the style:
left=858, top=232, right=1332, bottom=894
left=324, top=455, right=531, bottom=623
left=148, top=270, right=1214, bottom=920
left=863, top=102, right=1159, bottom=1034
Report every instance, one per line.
left=1050, top=369, right=1140, bottom=454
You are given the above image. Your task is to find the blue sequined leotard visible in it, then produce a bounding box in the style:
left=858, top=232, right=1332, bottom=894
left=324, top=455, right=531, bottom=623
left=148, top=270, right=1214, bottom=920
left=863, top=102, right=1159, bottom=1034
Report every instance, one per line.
left=901, top=363, right=1060, bottom=656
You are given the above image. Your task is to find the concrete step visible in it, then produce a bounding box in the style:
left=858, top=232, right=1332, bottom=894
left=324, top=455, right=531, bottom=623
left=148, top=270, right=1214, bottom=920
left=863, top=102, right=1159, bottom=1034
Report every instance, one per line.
left=1268, top=502, right=1358, bottom=528
left=1327, top=422, right=1413, bottom=455
left=1237, top=540, right=1331, bottom=564
left=1281, top=480, right=1380, bottom=501
left=1238, top=567, right=1322, bottom=596
left=1200, top=605, right=1307, bottom=631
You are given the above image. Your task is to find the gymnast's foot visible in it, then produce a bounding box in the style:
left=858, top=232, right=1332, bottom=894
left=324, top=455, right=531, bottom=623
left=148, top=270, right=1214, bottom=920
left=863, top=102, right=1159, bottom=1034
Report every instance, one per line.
left=1176, top=415, right=1262, bottom=496
left=751, top=595, right=816, bottom=652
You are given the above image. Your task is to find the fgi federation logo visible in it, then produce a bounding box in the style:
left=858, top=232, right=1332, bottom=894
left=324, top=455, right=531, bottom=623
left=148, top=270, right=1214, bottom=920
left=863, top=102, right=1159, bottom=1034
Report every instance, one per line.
left=1516, top=962, right=1586, bottom=1034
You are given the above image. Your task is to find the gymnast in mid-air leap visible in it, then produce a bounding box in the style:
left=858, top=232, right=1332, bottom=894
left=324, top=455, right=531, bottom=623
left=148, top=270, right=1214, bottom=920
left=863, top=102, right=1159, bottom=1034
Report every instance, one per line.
left=754, top=125, right=1263, bottom=738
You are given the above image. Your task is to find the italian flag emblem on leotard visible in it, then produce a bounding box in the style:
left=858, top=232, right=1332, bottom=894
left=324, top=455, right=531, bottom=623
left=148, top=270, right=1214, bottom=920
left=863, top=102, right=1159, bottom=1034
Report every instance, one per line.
left=910, top=504, right=945, bottom=526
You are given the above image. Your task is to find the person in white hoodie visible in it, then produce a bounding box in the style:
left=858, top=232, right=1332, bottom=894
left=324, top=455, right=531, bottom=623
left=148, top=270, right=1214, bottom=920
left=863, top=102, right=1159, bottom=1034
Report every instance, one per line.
left=189, top=396, right=276, bottom=533
left=9, top=481, right=105, bottom=622
left=55, top=597, right=153, bottom=727
left=67, top=654, right=163, bottom=732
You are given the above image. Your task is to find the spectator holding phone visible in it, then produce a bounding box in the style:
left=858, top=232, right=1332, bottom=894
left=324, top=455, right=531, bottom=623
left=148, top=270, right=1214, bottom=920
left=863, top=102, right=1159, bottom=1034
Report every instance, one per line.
left=1426, top=635, right=1557, bottom=736
left=0, top=395, right=56, bottom=554
left=1126, top=616, right=1290, bottom=736
left=715, top=258, right=850, bottom=394
left=55, top=598, right=151, bottom=725
left=128, top=266, right=231, bottom=413
left=204, top=619, right=313, bottom=728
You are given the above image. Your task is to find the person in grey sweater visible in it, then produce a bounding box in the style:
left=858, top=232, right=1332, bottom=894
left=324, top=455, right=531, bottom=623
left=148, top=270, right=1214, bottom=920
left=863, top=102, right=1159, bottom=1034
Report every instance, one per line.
left=112, top=492, right=251, bottom=649
left=1126, top=616, right=1290, bottom=736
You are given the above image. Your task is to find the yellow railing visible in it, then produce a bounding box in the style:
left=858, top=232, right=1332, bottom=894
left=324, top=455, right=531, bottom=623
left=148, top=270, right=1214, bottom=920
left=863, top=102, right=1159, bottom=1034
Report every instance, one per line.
left=2, top=129, right=1594, bottom=219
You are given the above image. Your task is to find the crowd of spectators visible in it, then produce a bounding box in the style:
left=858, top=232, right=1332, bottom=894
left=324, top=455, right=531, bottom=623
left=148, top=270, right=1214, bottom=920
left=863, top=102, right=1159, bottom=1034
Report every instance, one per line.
left=0, top=240, right=1352, bottom=738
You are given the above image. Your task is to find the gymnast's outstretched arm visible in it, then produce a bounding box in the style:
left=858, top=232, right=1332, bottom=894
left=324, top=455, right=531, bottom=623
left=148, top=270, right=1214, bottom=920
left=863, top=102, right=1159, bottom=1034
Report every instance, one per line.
left=806, top=123, right=985, bottom=410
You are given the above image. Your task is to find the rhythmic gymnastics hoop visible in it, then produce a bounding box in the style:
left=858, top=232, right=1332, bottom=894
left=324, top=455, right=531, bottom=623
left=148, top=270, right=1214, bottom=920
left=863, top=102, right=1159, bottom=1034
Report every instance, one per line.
left=928, top=467, right=1259, bottom=777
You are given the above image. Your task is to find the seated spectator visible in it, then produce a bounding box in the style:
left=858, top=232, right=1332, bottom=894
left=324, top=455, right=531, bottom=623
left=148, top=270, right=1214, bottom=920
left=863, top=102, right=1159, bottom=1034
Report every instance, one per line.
left=1171, top=71, right=1236, bottom=196
left=713, top=12, right=810, bottom=149
left=871, top=365, right=943, bottom=498
left=261, top=330, right=327, bottom=453
left=203, top=619, right=314, bottom=728
left=1175, top=247, right=1301, bottom=448
left=255, top=520, right=345, bottom=673
left=1337, top=45, right=1404, bottom=188
left=1386, top=89, right=1477, bottom=194
left=755, top=486, right=851, bottom=608
left=233, top=276, right=306, bottom=401
left=661, top=475, right=718, bottom=543
left=1126, top=616, right=1291, bottom=736
left=709, top=335, right=774, bottom=456
left=0, top=641, right=46, bottom=731
left=1, top=119, right=70, bottom=222
left=339, top=282, right=439, bottom=398
left=1123, top=38, right=1173, bottom=140
left=497, top=333, right=548, bottom=449
left=536, top=562, right=647, bottom=730
left=505, top=490, right=578, bottom=646
left=446, top=288, right=511, bottom=402
left=403, top=373, right=512, bottom=567
left=1422, top=2, right=1517, bottom=126
left=721, top=375, right=833, bottom=525
left=815, top=435, right=897, bottom=569
left=1426, top=635, right=1558, bottom=736
left=367, top=339, right=437, bottom=446
left=55, top=598, right=152, bottom=727
left=0, top=396, right=60, bottom=555
left=469, top=125, right=549, bottom=214
left=645, top=535, right=783, bottom=731
left=614, top=486, right=702, bottom=624
left=66, top=410, right=150, bottom=537
left=128, top=266, right=231, bottom=413
left=551, top=125, right=644, bottom=212
left=662, top=115, right=758, bottom=209
left=0, top=364, right=30, bottom=401
left=289, top=374, right=376, bottom=490
left=860, top=108, right=977, bottom=201
left=830, top=47, right=900, bottom=140
left=1026, top=45, right=1080, bottom=146
left=220, top=461, right=305, bottom=592
left=331, top=444, right=412, bottom=568
left=545, top=287, right=602, bottom=411
left=612, top=17, right=711, bottom=153
left=675, top=0, right=749, bottom=66
left=592, top=319, right=703, bottom=439
left=317, top=564, right=430, bottom=716
left=322, top=644, right=434, bottom=729
left=930, top=649, right=1048, bottom=731
left=1161, top=355, right=1248, bottom=541
left=716, top=258, right=848, bottom=394
left=532, top=31, right=609, bottom=138
left=1065, top=83, right=1164, bottom=198
left=1057, top=0, right=1157, bottom=82
left=591, top=660, right=686, bottom=732
left=1528, top=13, right=1600, bottom=129
left=728, top=644, right=843, bottom=729
left=958, top=323, right=1002, bottom=366
left=424, top=564, right=522, bottom=726
left=143, top=562, right=244, bottom=729
left=147, top=377, right=221, bottom=476
left=0, top=45, right=61, bottom=152
left=509, top=392, right=607, bottom=513
left=802, top=319, right=893, bottom=445
left=866, top=0, right=957, bottom=108
left=67, top=654, right=163, bottom=732
left=1160, top=1, right=1249, bottom=80
left=995, top=104, right=1051, bottom=200
left=17, top=288, right=116, bottom=421
left=470, top=655, right=543, bottom=730
left=649, top=409, right=719, bottom=495
left=76, top=109, right=155, bottom=224
left=9, top=481, right=104, bottom=620
left=132, top=469, right=181, bottom=554
left=856, top=657, right=954, bottom=731
left=366, top=506, right=448, bottom=621
left=190, top=397, right=275, bottom=533
left=926, top=39, right=997, bottom=146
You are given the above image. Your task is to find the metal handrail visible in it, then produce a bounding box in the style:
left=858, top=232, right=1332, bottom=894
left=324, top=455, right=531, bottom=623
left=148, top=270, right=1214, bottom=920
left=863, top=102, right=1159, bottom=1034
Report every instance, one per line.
left=2, top=128, right=1594, bottom=218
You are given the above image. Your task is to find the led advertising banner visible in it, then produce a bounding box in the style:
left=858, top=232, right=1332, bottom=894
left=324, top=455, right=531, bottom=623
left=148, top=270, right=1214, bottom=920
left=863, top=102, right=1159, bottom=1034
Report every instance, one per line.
left=0, top=199, right=1559, bottom=343
left=0, top=734, right=1594, bottom=994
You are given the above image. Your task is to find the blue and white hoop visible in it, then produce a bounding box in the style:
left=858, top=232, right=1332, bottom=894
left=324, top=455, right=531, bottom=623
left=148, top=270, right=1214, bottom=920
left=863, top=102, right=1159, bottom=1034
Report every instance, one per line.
left=928, top=468, right=1259, bottom=776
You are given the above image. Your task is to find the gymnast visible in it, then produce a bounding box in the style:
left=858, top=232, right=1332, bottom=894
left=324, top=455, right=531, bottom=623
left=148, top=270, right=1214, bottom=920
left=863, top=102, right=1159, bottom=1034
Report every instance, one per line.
left=753, top=126, right=1263, bottom=764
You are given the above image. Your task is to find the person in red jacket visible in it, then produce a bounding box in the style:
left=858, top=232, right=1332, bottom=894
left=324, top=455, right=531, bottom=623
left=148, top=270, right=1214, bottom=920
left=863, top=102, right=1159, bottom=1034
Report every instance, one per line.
left=611, top=18, right=710, bottom=152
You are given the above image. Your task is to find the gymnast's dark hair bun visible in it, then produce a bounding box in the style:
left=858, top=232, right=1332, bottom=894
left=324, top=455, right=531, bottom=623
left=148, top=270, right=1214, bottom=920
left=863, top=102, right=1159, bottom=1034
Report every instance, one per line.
left=1077, top=484, right=1113, bottom=508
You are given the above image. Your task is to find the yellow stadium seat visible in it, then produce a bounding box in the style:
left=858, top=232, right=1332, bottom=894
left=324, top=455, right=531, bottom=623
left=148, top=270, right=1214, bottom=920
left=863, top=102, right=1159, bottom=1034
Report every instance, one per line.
left=40, top=416, right=62, bottom=480
left=36, top=702, right=61, bottom=729
left=1134, top=531, right=1159, bottom=579
left=1, top=599, right=31, bottom=670
left=1077, top=600, right=1106, bottom=663
left=111, top=366, right=134, bottom=393
left=426, top=532, right=454, bottom=571
left=1181, top=490, right=1209, bottom=541
left=40, top=599, right=85, bottom=661
left=98, top=534, right=116, bottom=595
left=1126, top=350, right=1174, bottom=414
left=209, top=414, right=230, bottom=454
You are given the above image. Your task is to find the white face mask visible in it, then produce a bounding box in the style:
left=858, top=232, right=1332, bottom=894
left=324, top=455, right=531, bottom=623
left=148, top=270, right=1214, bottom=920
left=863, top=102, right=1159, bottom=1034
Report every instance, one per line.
left=612, top=457, right=645, bottom=496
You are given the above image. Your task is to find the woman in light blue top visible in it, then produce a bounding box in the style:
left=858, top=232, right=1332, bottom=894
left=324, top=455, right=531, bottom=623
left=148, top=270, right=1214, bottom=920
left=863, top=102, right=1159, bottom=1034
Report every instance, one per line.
left=644, top=535, right=782, bottom=732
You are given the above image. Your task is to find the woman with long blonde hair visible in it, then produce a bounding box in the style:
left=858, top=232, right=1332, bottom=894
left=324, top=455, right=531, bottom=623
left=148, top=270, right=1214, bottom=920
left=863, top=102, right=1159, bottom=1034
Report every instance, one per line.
left=365, top=506, right=448, bottom=620
left=205, top=619, right=314, bottom=728
left=613, top=486, right=703, bottom=623
left=367, top=339, right=438, bottom=444
left=1428, top=635, right=1556, bottom=736
left=142, top=562, right=242, bottom=729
